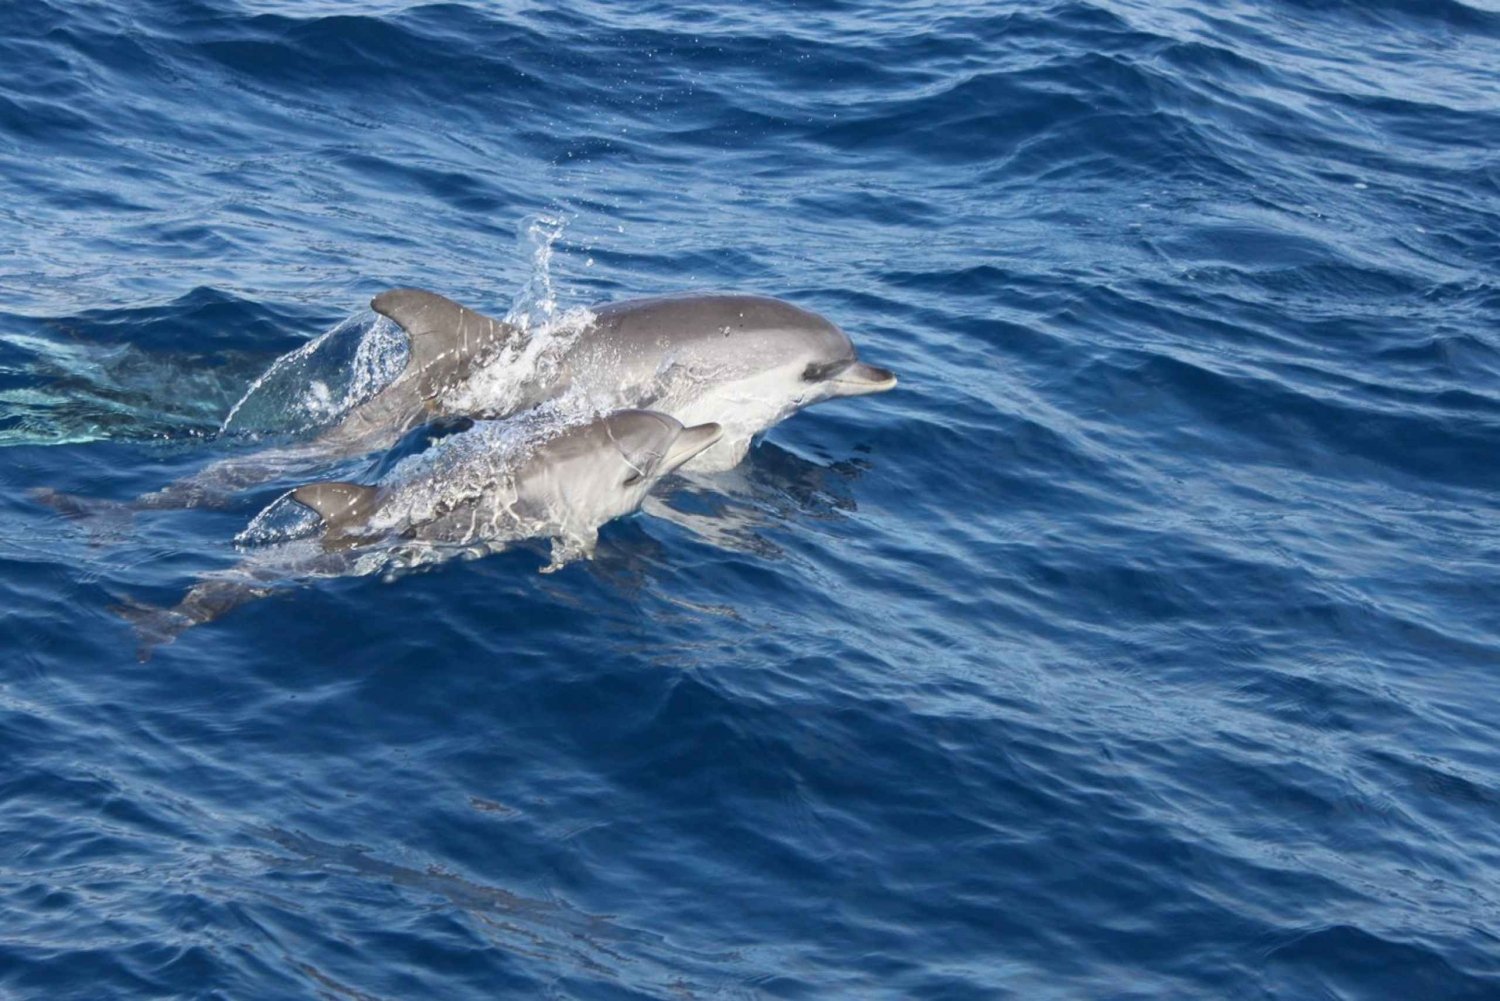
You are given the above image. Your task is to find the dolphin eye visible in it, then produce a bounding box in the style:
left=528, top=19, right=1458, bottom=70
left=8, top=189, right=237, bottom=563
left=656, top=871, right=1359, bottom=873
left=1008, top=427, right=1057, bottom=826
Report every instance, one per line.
left=802, top=359, right=852, bottom=382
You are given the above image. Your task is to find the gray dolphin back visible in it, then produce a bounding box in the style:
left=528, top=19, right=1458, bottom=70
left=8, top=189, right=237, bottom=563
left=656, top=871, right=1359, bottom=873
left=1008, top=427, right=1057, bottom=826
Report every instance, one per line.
left=591, top=293, right=843, bottom=347
left=372, top=289, right=522, bottom=400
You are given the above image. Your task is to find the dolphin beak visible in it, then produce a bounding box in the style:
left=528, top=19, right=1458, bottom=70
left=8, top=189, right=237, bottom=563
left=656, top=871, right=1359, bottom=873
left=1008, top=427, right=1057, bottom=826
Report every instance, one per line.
left=830, top=361, right=898, bottom=396
left=664, top=422, right=724, bottom=470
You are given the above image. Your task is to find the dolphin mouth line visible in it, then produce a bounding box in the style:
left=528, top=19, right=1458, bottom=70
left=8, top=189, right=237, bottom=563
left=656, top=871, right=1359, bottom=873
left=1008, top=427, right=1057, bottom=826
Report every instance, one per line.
left=831, top=361, right=898, bottom=394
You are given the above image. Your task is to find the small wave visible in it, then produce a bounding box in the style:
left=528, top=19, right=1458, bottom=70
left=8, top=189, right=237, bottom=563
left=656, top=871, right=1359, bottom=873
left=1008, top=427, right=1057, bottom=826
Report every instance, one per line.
left=220, top=312, right=408, bottom=437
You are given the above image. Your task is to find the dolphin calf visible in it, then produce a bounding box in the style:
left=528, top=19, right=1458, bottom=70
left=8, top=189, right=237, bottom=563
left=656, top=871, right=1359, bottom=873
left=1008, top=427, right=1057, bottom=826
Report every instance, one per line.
left=41, top=288, right=895, bottom=518
left=113, top=409, right=722, bottom=657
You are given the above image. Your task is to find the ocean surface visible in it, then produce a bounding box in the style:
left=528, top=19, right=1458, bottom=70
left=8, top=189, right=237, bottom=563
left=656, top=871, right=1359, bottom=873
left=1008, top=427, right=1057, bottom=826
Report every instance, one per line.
left=2, top=0, right=1499, bottom=997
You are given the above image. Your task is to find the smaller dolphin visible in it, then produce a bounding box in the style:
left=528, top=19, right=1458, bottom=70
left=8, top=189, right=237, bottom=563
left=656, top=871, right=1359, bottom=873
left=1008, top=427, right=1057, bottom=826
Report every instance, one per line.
left=114, top=409, right=722, bottom=657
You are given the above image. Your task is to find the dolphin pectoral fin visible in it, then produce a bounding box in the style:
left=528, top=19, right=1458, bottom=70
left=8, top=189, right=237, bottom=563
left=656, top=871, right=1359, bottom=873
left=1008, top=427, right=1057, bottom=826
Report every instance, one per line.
left=112, top=580, right=275, bottom=661
left=291, top=481, right=379, bottom=542
left=110, top=595, right=194, bottom=662
left=829, top=361, right=898, bottom=397
left=540, top=529, right=598, bottom=574
left=371, top=289, right=522, bottom=400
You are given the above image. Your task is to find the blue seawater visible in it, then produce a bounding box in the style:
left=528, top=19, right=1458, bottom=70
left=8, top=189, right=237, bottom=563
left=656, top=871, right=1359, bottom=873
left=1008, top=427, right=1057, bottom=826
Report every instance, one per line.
left=2, top=0, right=1499, bottom=996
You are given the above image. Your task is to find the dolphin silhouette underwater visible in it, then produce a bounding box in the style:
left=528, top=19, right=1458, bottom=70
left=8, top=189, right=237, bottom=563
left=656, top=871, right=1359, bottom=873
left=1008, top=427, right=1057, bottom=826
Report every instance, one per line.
left=114, top=409, right=724, bottom=657
left=38, top=289, right=897, bottom=517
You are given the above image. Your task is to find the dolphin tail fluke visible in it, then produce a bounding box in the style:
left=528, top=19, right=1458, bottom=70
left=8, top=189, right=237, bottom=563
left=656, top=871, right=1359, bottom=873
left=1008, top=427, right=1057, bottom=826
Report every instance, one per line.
left=31, top=488, right=136, bottom=545
left=108, top=596, right=192, bottom=662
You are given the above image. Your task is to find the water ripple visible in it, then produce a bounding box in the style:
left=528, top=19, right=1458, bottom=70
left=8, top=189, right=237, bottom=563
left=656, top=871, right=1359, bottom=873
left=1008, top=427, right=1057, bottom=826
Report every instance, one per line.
left=1, top=0, right=1498, bottom=996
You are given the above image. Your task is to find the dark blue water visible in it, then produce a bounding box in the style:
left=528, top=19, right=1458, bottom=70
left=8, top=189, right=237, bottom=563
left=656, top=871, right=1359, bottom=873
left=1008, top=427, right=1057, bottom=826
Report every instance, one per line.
left=3, top=0, right=1499, bottom=996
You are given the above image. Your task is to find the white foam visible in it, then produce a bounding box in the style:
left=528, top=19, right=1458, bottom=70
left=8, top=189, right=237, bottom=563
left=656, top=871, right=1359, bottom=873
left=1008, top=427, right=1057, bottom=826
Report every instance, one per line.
left=444, top=215, right=601, bottom=421
left=221, top=313, right=408, bottom=436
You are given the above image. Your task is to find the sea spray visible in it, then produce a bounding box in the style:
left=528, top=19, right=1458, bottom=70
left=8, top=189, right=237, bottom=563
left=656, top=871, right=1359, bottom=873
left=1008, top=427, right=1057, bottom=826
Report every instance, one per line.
left=221, top=313, right=408, bottom=437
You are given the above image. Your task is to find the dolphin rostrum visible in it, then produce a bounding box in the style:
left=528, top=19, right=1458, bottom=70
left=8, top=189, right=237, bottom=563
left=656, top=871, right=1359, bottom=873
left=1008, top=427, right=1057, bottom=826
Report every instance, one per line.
left=40, top=288, right=895, bottom=518
left=113, top=409, right=723, bottom=657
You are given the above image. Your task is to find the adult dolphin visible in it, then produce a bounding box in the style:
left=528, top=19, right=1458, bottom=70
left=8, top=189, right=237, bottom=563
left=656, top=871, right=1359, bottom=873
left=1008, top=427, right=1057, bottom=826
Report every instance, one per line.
left=555, top=290, right=897, bottom=469
left=114, top=409, right=724, bottom=657
left=317, top=287, right=897, bottom=471
left=36, top=288, right=896, bottom=517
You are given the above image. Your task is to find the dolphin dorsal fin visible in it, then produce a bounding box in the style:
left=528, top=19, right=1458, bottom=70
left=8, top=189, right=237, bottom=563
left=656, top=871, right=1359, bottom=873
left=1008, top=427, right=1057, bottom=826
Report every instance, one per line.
left=371, top=289, right=520, bottom=400
left=291, top=481, right=379, bottom=538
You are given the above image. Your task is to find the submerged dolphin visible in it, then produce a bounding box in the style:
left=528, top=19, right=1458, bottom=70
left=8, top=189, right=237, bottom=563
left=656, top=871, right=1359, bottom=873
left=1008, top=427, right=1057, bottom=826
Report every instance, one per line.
left=41, top=288, right=896, bottom=517
left=114, top=409, right=723, bottom=657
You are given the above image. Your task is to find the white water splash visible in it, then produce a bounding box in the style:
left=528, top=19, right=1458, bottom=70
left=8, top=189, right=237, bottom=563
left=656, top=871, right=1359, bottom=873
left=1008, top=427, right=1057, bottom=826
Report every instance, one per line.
left=221, top=313, right=408, bottom=437
left=506, top=213, right=568, bottom=332
left=445, top=215, right=598, bottom=421
left=234, top=489, right=322, bottom=546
